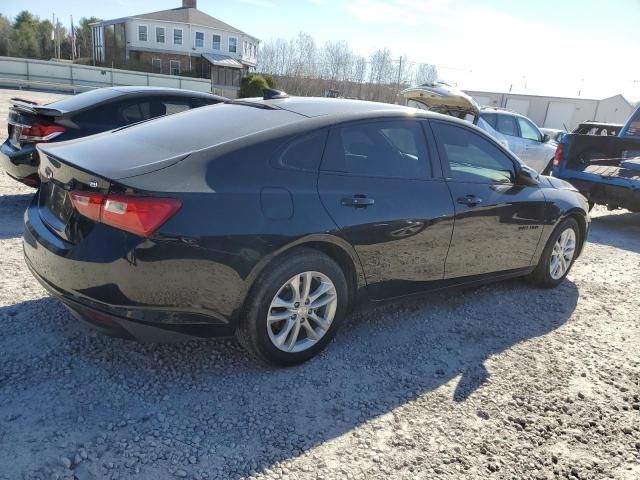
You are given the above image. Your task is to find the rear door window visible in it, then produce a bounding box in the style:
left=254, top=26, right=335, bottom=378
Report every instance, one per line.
left=496, top=114, right=519, bottom=137
left=321, top=120, right=430, bottom=178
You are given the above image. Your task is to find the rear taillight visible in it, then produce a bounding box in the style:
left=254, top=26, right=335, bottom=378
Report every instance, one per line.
left=553, top=144, right=564, bottom=168
left=19, top=122, right=65, bottom=142
left=70, top=192, right=181, bottom=237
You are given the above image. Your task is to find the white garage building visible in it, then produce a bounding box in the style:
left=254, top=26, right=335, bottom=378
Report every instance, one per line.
left=464, top=90, right=634, bottom=131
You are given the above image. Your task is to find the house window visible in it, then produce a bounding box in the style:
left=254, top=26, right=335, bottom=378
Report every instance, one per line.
left=229, top=37, right=237, bottom=53
left=156, top=27, right=165, bottom=43
left=173, top=28, right=183, bottom=45
left=152, top=58, right=161, bottom=73
left=212, top=34, right=221, bottom=50
left=170, top=60, right=180, bottom=75
left=138, top=25, right=148, bottom=42
left=195, top=31, right=204, bottom=48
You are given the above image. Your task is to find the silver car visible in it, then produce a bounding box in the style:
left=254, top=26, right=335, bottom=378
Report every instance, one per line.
left=401, top=84, right=557, bottom=173
left=480, top=108, right=557, bottom=173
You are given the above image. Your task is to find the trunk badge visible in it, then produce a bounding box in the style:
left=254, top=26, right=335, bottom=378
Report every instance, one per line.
left=89, top=180, right=98, bottom=188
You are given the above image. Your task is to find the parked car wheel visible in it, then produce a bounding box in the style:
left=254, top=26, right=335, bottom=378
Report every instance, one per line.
left=529, top=218, right=580, bottom=288
left=236, top=248, right=349, bottom=365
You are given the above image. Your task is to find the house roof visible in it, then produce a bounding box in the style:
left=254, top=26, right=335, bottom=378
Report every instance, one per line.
left=202, top=53, right=243, bottom=69
left=130, top=7, right=252, bottom=38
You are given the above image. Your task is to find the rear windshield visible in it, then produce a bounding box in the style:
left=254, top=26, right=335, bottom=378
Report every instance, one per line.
left=44, top=88, right=123, bottom=113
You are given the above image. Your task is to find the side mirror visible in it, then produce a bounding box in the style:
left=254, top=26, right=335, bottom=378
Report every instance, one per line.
left=542, top=133, right=550, bottom=143
left=516, top=165, right=539, bottom=186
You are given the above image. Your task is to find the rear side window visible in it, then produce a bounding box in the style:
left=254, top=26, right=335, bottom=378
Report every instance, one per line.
left=276, top=130, right=328, bottom=171
left=433, top=122, right=515, bottom=184
left=481, top=113, right=497, bottom=128
left=322, top=120, right=430, bottom=178
left=496, top=114, right=518, bottom=136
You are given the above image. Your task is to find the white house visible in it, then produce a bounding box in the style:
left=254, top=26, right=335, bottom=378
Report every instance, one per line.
left=91, top=0, right=259, bottom=91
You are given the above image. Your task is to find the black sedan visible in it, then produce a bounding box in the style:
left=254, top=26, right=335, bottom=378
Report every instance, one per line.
left=1, top=86, right=226, bottom=186
left=23, top=92, right=590, bottom=365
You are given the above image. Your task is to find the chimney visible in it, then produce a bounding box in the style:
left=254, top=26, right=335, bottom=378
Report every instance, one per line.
left=182, top=0, right=196, bottom=8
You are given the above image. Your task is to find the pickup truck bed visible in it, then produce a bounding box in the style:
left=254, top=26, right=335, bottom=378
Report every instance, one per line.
left=552, top=134, right=640, bottom=212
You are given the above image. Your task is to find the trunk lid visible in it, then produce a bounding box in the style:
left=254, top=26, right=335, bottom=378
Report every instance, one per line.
left=36, top=151, right=111, bottom=243
left=400, top=83, right=480, bottom=122
left=7, top=99, right=64, bottom=149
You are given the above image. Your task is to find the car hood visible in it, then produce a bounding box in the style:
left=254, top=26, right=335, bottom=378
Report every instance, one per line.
left=539, top=175, right=579, bottom=191
left=401, top=83, right=480, bottom=121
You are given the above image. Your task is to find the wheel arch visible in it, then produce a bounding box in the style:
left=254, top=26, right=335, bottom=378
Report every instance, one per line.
left=242, top=234, right=366, bottom=313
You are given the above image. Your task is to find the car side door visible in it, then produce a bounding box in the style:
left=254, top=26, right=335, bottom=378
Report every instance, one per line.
left=429, top=120, right=546, bottom=279
left=516, top=116, right=549, bottom=172
left=317, top=119, right=455, bottom=300
left=492, top=113, right=524, bottom=158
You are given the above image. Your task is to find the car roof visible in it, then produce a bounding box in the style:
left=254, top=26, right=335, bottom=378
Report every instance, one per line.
left=236, top=96, right=431, bottom=119
left=479, top=107, right=527, bottom=119
left=44, top=87, right=225, bottom=115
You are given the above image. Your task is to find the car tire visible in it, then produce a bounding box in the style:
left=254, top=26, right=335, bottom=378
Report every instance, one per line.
left=528, top=217, right=581, bottom=288
left=236, top=248, right=349, bottom=366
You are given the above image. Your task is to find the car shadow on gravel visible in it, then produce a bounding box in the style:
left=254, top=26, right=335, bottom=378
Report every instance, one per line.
left=0, top=279, right=579, bottom=479
left=0, top=193, right=34, bottom=239
left=588, top=211, right=640, bottom=253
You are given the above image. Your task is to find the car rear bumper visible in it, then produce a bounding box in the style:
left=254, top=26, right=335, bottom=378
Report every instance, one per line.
left=23, top=201, right=237, bottom=341
left=1, top=140, right=39, bottom=185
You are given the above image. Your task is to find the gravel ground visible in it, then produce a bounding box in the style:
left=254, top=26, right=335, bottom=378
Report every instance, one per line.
left=0, top=89, right=639, bottom=480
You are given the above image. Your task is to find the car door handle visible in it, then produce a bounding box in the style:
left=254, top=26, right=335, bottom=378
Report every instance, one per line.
left=457, top=195, right=483, bottom=206
left=341, top=195, right=375, bottom=208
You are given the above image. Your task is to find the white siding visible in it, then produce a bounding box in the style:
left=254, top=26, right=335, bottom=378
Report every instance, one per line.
left=125, top=18, right=258, bottom=65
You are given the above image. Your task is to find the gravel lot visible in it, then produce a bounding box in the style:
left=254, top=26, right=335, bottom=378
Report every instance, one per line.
left=0, top=89, right=639, bottom=480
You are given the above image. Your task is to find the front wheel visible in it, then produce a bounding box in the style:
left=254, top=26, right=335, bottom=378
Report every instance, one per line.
left=529, top=217, right=580, bottom=288
left=236, top=248, right=349, bottom=366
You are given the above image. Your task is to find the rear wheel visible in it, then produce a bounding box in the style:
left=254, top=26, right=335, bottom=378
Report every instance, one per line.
left=236, top=248, right=348, bottom=366
left=529, top=217, right=580, bottom=288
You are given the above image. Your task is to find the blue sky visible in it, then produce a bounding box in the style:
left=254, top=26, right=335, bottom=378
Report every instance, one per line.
left=3, top=0, right=639, bottom=100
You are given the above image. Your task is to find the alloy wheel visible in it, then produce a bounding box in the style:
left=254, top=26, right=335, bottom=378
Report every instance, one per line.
left=549, top=228, right=576, bottom=280
left=266, top=271, right=338, bottom=353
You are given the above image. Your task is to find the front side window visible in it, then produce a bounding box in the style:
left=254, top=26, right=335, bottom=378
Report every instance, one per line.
left=496, top=114, right=518, bottom=137
left=212, top=34, right=221, bottom=50
left=432, top=122, right=515, bottom=184
left=321, top=120, right=429, bottom=179
left=229, top=37, right=237, bottom=53
left=173, top=29, right=183, bottom=45
left=195, top=31, right=204, bottom=48
left=517, top=117, right=541, bottom=141
left=156, top=27, right=165, bottom=43
left=138, top=25, right=148, bottom=42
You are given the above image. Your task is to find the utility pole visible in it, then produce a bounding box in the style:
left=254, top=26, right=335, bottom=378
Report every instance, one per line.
left=395, top=56, right=403, bottom=104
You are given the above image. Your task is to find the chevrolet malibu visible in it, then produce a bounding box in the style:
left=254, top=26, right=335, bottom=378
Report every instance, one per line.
left=24, top=92, right=590, bottom=365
